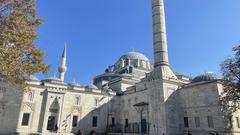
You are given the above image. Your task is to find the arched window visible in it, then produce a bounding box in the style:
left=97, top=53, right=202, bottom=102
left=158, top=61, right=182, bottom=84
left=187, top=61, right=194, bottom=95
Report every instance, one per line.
left=75, top=97, right=80, bottom=105
left=28, top=92, right=33, bottom=102
left=129, top=67, right=133, bottom=73
left=94, top=98, right=98, bottom=107
left=125, top=58, right=130, bottom=66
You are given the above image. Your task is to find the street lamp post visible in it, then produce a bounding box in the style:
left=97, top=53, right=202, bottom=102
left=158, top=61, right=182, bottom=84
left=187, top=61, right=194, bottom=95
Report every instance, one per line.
left=133, top=102, right=149, bottom=135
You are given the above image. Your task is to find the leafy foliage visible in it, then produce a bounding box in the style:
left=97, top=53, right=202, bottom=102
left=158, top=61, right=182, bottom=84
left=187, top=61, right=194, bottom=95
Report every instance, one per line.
left=0, top=0, right=50, bottom=86
left=221, top=45, right=240, bottom=113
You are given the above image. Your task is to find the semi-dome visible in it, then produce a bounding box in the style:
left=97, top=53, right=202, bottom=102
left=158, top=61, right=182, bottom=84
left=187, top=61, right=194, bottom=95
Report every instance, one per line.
left=192, top=72, right=218, bottom=83
left=120, top=52, right=149, bottom=61
left=85, top=84, right=98, bottom=89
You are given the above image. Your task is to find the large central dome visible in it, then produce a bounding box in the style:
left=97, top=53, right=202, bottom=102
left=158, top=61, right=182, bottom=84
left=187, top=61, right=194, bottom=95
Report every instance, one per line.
left=119, top=52, right=149, bottom=62
left=111, top=51, right=152, bottom=73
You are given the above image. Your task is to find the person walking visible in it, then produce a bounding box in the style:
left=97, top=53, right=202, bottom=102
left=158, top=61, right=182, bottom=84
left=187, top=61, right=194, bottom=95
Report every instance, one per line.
left=55, top=124, right=58, bottom=133
left=209, top=132, right=215, bottom=135
left=77, top=129, right=83, bottom=135
left=90, top=130, right=96, bottom=135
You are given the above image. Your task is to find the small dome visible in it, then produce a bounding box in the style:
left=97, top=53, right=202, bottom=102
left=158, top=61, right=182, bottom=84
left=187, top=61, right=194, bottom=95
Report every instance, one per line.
left=85, top=84, right=98, bottom=89
left=120, top=52, right=149, bottom=61
left=26, top=75, right=39, bottom=81
left=192, top=72, right=218, bottom=83
left=69, top=81, right=81, bottom=87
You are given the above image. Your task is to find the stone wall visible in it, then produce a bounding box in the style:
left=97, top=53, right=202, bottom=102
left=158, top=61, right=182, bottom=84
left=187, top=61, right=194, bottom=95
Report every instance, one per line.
left=177, top=81, right=240, bottom=135
left=11, top=81, right=116, bottom=135
left=0, top=82, right=22, bottom=135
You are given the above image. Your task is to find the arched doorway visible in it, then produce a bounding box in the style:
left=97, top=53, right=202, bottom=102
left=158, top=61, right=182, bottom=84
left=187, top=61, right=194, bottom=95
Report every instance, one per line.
left=47, top=116, right=56, bottom=131
left=47, top=97, right=60, bottom=132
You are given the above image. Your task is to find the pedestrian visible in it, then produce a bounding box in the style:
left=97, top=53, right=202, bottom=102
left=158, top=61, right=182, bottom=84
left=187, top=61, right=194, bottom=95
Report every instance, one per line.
left=55, top=124, right=58, bottom=133
left=90, top=130, right=96, bottom=135
left=188, top=131, right=192, bottom=135
left=209, top=132, right=215, bottom=135
left=77, top=129, right=83, bottom=135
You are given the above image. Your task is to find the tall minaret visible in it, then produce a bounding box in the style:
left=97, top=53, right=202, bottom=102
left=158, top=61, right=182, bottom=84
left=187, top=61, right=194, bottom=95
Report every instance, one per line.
left=151, top=0, right=176, bottom=79
left=58, top=46, right=67, bottom=81
left=152, top=0, right=169, bottom=67
left=148, top=1, right=180, bottom=135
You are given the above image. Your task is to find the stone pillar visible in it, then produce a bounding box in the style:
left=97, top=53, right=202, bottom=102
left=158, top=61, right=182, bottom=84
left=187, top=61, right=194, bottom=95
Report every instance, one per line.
left=137, top=59, right=140, bottom=67
left=128, top=59, right=131, bottom=66
left=152, top=0, right=169, bottom=68
left=121, top=59, right=125, bottom=67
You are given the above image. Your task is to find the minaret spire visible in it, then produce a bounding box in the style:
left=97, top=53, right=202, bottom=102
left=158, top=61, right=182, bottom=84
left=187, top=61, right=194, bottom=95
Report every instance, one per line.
left=58, top=45, right=67, bottom=81
left=152, top=0, right=169, bottom=67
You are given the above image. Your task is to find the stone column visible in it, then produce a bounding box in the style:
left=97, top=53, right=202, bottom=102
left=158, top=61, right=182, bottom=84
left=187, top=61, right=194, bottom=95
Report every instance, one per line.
left=121, top=59, right=125, bottom=67
left=137, top=59, right=140, bottom=67
left=152, top=0, right=169, bottom=68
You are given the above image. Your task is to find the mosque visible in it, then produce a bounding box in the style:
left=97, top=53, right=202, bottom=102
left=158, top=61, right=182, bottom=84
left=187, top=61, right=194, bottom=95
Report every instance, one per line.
left=0, top=0, right=240, bottom=135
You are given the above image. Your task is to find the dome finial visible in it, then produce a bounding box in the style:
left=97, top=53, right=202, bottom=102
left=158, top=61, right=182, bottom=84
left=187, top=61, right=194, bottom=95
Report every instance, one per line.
left=131, top=46, right=135, bottom=52
left=73, top=79, right=76, bottom=83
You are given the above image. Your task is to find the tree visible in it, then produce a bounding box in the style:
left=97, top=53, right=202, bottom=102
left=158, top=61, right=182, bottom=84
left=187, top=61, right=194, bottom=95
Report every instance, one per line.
left=221, top=45, right=240, bottom=113
left=0, top=0, right=50, bottom=86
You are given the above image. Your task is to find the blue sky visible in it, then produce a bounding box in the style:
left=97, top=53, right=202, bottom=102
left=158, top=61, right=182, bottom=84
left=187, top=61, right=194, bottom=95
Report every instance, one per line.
left=36, top=0, right=240, bottom=84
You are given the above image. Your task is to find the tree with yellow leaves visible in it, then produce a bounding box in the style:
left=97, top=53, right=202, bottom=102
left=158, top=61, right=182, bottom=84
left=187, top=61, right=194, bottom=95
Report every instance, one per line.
left=0, top=0, right=50, bottom=86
